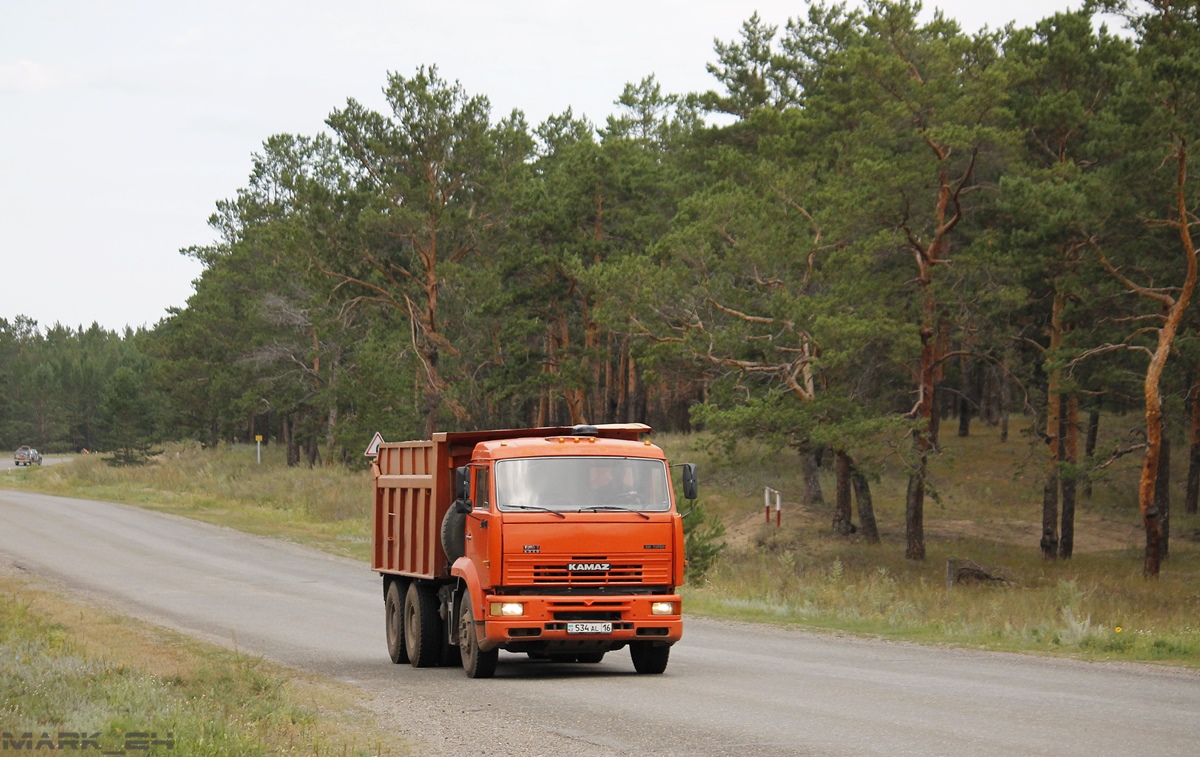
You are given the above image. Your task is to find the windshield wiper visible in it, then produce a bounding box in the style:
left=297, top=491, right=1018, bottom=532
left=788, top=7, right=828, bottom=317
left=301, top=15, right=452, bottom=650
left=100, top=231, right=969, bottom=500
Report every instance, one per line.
left=579, top=505, right=650, bottom=520
left=504, top=504, right=566, bottom=519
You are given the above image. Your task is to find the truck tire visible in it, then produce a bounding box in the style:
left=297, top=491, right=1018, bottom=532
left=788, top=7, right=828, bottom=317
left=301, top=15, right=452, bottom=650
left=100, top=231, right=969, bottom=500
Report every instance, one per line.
left=629, top=642, right=670, bottom=674
left=441, top=507, right=466, bottom=562
left=404, top=582, right=441, bottom=667
left=576, top=652, right=605, bottom=664
left=458, top=592, right=497, bottom=678
left=384, top=580, right=409, bottom=664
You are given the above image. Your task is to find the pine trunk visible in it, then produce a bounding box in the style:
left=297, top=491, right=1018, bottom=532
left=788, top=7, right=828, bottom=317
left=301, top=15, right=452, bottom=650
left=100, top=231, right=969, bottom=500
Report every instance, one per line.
left=1042, top=292, right=1064, bottom=560
left=851, top=466, right=880, bottom=545
left=306, top=430, right=321, bottom=468
left=1041, top=471, right=1059, bottom=560
left=801, top=451, right=825, bottom=507
left=285, top=412, right=300, bottom=468
left=559, top=313, right=586, bottom=425
left=324, top=385, right=338, bottom=468
left=906, top=292, right=937, bottom=561
left=1142, top=390, right=1166, bottom=578
left=1059, top=394, right=1079, bottom=559
left=957, top=355, right=972, bottom=438
left=999, top=360, right=1011, bottom=443
left=833, top=451, right=853, bottom=536
left=1188, top=377, right=1200, bottom=515
left=615, top=338, right=629, bottom=422
left=905, top=457, right=926, bottom=561
left=1157, top=433, right=1170, bottom=560
left=1084, top=407, right=1100, bottom=499
left=928, top=383, right=942, bottom=451
left=1137, top=128, right=1197, bottom=578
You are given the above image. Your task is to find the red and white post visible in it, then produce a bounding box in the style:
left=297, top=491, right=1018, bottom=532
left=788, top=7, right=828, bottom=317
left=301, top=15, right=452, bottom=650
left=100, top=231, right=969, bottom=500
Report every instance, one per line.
left=764, top=487, right=782, bottom=526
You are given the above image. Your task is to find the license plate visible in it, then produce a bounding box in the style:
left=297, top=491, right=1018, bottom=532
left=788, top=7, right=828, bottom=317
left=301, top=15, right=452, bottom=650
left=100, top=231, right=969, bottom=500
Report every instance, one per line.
left=566, top=622, right=612, bottom=634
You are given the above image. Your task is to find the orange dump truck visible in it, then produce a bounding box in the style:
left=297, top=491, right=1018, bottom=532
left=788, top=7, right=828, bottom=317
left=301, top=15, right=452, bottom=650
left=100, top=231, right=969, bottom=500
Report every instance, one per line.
left=371, top=424, right=697, bottom=678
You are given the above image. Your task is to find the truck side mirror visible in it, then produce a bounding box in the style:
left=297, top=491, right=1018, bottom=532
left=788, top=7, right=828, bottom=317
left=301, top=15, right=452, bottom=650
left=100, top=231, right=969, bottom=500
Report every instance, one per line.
left=454, top=466, right=473, bottom=513
left=682, top=463, right=698, bottom=501
left=456, top=466, right=470, bottom=499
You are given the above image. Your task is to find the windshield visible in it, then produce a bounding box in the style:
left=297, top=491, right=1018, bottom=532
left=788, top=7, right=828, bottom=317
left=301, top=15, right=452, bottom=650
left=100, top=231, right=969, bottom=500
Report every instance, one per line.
left=495, top=456, right=671, bottom=513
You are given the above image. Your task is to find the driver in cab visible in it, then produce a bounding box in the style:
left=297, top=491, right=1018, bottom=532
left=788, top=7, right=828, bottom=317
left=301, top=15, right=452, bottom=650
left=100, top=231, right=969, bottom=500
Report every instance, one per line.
left=588, top=461, right=637, bottom=506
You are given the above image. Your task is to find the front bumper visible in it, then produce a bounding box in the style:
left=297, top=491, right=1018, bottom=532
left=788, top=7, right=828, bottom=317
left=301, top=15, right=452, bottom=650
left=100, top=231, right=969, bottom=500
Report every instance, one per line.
left=480, top=593, right=682, bottom=652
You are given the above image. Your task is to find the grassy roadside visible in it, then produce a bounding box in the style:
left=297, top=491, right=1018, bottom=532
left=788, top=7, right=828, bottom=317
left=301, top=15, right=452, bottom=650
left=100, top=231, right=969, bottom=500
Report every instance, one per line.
left=4, top=425, right=1200, bottom=670
left=686, top=540, right=1200, bottom=664
left=0, top=567, right=408, bottom=756
left=669, top=424, right=1200, bottom=667
left=4, top=443, right=373, bottom=562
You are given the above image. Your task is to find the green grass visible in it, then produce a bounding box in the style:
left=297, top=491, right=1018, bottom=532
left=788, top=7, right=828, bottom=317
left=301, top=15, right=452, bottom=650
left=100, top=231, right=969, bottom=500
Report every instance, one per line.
left=4, top=420, right=1200, bottom=668
left=0, top=572, right=407, bottom=756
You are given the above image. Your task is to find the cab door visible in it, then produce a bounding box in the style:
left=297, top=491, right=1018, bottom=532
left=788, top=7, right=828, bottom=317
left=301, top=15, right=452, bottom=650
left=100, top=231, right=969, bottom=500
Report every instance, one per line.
left=464, top=464, right=495, bottom=589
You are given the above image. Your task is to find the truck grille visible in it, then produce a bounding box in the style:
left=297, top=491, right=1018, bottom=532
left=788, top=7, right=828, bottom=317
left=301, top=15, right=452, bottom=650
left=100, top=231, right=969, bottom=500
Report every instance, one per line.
left=505, top=555, right=671, bottom=586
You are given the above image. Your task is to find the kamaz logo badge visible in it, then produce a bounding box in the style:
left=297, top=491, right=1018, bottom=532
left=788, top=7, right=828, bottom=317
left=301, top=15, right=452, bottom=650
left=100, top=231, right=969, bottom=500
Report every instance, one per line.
left=523, top=545, right=540, bottom=553
left=568, top=562, right=610, bottom=571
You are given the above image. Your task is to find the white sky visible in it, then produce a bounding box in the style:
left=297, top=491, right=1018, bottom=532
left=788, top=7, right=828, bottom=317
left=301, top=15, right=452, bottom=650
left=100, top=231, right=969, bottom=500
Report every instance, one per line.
left=1, top=0, right=1087, bottom=333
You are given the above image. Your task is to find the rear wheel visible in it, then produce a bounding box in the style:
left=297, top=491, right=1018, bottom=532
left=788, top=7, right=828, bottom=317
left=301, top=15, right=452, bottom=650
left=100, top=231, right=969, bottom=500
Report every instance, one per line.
left=458, top=592, right=497, bottom=678
left=630, top=642, right=670, bottom=674
left=384, top=581, right=409, bottom=664
left=576, top=651, right=605, bottom=664
left=404, top=582, right=441, bottom=667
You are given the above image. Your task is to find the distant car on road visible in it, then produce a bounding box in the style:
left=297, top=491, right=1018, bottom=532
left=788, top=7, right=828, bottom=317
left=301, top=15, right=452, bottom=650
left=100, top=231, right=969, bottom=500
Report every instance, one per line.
left=14, top=446, right=42, bottom=466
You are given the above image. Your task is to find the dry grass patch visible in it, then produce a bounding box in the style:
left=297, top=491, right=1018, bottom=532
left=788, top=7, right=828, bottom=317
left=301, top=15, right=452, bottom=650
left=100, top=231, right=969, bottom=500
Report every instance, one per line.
left=0, top=565, right=408, bottom=755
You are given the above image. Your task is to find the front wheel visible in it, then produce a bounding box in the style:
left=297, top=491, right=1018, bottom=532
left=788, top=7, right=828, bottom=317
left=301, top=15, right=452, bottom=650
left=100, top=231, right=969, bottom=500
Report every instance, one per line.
left=629, top=641, right=670, bottom=674
left=384, top=581, right=408, bottom=664
left=458, top=592, right=498, bottom=678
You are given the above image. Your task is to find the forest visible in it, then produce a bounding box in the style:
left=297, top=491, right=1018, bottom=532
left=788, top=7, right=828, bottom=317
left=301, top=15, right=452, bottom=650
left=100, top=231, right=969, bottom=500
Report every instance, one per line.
left=2, top=1, right=1198, bottom=575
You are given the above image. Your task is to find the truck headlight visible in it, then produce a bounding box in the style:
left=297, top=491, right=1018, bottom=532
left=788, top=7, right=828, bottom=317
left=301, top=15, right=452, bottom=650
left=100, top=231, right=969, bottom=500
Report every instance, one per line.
left=650, top=601, right=676, bottom=615
left=490, top=602, right=524, bottom=617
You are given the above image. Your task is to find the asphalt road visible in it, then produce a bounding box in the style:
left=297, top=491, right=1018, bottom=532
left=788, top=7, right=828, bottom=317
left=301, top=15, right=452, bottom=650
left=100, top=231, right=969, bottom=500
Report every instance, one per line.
left=1, top=487, right=1197, bottom=756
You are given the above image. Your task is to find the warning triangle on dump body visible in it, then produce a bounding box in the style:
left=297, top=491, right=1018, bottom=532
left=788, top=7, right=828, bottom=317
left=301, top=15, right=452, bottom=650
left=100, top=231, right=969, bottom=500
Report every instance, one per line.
left=364, top=432, right=385, bottom=457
